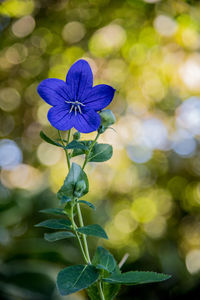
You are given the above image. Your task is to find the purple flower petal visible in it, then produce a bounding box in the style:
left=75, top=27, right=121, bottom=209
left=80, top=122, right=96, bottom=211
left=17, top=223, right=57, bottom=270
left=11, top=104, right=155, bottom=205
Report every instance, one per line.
left=47, top=105, right=74, bottom=131
left=83, top=84, right=115, bottom=111
left=74, top=107, right=101, bottom=133
left=37, top=79, right=71, bottom=106
left=66, top=60, right=93, bottom=101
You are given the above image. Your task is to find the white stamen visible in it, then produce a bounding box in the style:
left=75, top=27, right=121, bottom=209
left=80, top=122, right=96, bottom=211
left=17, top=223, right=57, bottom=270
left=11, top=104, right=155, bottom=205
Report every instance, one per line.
left=65, top=100, right=85, bottom=115
left=78, top=105, right=82, bottom=114
left=69, top=105, right=74, bottom=113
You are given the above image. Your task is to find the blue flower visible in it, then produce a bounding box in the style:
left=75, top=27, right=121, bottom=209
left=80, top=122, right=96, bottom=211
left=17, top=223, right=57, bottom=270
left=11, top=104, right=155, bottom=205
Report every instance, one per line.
left=37, top=59, right=115, bottom=133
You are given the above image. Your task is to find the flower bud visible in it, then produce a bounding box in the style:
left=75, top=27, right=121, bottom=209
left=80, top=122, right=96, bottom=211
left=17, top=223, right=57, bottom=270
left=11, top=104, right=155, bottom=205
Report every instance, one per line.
left=99, top=109, right=116, bottom=127
left=73, top=131, right=81, bottom=140
left=74, top=180, right=86, bottom=198
left=98, top=109, right=116, bottom=133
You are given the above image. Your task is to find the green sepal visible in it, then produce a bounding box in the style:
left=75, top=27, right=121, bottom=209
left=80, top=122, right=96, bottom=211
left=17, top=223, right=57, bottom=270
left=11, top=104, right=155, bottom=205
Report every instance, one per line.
left=44, top=231, right=75, bottom=242
left=57, top=163, right=89, bottom=200
left=39, top=208, right=66, bottom=216
left=88, top=143, right=113, bottom=162
left=35, top=219, right=72, bottom=230
left=40, top=131, right=63, bottom=147
left=77, top=224, right=108, bottom=240
left=78, top=200, right=96, bottom=210
left=103, top=271, right=171, bottom=285
left=92, top=246, right=117, bottom=274
left=57, top=264, right=99, bottom=296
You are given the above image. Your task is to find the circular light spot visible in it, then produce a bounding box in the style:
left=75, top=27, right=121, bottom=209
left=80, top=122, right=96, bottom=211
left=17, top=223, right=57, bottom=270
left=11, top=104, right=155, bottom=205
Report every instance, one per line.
left=173, top=137, right=196, bottom=157
left=37, top=103, right=50, bottom=126
left=127, top=145, right=152, bottom=164
left=89, top=24, right=126, bottom=57
left=37, top=142, right=62, bottom=166
left=1, top=164, right=42, bottom=190
left=0, top=87, right=21, bottom=112
left=131, top=196, right=157, bottom=223
left=186, top=249, right=200, bottom=274
left=114, top=209, right=138, bottom=234
left=62, top=21, right=86, bottom=44
left=154, top=15, right=177, bottom=37
left=176, top=97, right=200, bottom=135
left=0, top=0, right=35, bottom=18
left=139, top=118, right=168, bottom=150
left=0, top=139, right=22, bottom=170
left=12, top=15, right=35, bottom=38
left=6, top=43, right=28, bottom=64
left=179, top=54, right=200, bottom=91
left=143, top=217, right=166, bottom=239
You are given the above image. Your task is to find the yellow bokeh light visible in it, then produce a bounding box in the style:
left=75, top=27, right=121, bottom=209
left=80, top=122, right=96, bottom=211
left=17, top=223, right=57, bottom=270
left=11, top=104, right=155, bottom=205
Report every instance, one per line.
left=1, top=164, right=43, bottom=190
left=89, top=24, right=126, bottom=57
left=0, top=87, right=21, bottom=112
left=37, top=142, right=63, bottom=167
left=0, top=0, right=34, bottom=17
left=186, top=249, right=200, bottom=274
left=12, top=15, right=35, bottom=38
left=62, top=22, right=86, bottom=44
left=131, top=195, right=157, bottom=223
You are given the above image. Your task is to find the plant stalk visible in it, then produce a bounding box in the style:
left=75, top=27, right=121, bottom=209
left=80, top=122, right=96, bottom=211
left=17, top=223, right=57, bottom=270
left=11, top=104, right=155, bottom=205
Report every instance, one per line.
left=70, top=202, right=88, bottom=264
left=97, top=280, right=105, bottom=300
left=77, top=202, right=91, bottom=263
left=82, top=132, right=100, bottom=169
left=58, top=130, right=71, bottom=170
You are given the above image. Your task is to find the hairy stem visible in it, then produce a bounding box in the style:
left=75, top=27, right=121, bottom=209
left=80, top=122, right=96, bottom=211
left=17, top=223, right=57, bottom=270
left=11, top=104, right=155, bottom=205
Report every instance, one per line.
left=82, top=132, right=100, bottom=170
left=97, top=280, right=105, bottom=300
left=77, top=202, right=91, bottom=263
left=70, top=202, right=88, bottom=264
left=58, top=130, right=71, bottom=170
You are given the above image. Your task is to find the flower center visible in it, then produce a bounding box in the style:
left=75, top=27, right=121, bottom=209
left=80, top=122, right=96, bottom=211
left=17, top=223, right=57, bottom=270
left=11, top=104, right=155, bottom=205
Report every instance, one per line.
left=65, top=100, right=85, bottom=115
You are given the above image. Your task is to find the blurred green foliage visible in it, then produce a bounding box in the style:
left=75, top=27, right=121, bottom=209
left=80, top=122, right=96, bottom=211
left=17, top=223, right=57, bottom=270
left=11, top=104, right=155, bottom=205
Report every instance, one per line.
left=1, top=0, right=200, bottom=299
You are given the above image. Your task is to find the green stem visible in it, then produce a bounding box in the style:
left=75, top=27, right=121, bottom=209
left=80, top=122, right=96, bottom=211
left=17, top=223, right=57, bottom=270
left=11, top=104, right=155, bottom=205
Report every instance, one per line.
left=77, top=202, right=91, bottom=263
left=58, top=130, right=71, bottom=170
left=70, top=202, right=88, bottom=264
left=97, top=280, right=105, bottom=300
left=82, top=132, right=100, bottom=170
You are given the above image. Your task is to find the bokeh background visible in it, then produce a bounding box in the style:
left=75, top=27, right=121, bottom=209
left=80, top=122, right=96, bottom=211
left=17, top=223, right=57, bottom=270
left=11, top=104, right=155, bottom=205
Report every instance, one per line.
left=1, top=0, right=200, bottom=299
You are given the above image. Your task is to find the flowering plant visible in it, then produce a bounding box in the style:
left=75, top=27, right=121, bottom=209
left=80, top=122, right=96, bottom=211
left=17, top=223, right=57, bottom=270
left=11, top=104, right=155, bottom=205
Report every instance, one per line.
left=36, top=59, right=170, bottom=299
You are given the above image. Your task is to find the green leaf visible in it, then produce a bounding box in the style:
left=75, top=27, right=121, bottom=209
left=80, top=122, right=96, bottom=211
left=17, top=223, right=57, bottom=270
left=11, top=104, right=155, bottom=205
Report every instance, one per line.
left=92, top=247, right=117, bottom=273
left=60, top=196, right=72, bottom=205
left=88, top=144, right=113, bottom=162
left=71, top=140, right=92, bottom=157
left=39, top=208, right=66, bottom=216
left=77, top=224, right=108, bottom=240
left=65, top=140, right=88, bottom=150
left=35, top=219, right=72, bottom=230
left=57, top=163, right=89, bottom=200
left=87, top=282, right=120, bottom=300
left=57, top=264, right=99, bottom=296
left=44, top=231, right=75, bottom=242
left=40, top=131, right=63, bottom=147
left=78, top=200, right=96, bottom=210
left=103, top=271, right=171, bottom=285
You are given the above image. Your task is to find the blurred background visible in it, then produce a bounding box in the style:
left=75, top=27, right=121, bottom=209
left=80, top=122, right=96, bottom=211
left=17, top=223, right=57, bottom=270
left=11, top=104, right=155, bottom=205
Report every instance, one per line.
left=1, top=0, right=200, bottom=299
